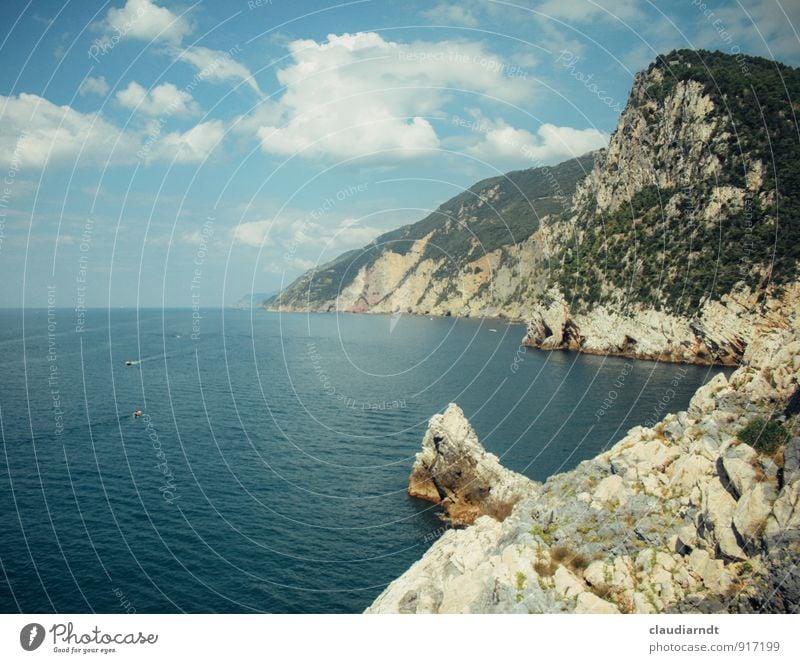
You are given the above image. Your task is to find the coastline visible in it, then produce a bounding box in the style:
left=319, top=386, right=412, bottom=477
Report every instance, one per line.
left=366, top=313, right=800, bottom=613
left=263, top=305, right=745, bottom=367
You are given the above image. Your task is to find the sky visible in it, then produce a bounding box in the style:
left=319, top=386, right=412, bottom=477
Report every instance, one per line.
left=0, top=0, right=798, bottom=307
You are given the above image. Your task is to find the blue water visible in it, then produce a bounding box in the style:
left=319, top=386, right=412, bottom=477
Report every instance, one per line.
left=0, top=308, right=726, bottom=613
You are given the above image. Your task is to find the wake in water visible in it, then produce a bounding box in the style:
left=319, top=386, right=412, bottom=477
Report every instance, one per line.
left=125, top=339, right=195, bottom=366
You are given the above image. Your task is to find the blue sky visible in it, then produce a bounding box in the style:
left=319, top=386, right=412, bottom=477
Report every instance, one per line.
left=1, top=0, right=797, bottom=307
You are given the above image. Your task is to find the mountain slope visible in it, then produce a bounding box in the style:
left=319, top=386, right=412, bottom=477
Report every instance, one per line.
left=522, top=49, right=800, bottom=365
left=269, top=49, right=800, bottom=365
left=551, top=49, right=800, bottom=314
left=266, top=153, right=597, bottom=314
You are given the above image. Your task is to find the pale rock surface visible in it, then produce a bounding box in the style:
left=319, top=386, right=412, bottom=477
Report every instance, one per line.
left=368, top=323, right=800, bottom=613
left=407, top=403, right=535, bottom=525
left=575, top=592, right=620, bottom=614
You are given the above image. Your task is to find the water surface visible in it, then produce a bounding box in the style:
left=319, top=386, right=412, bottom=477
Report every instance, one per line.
left=0, top=308, right=726, bottom=612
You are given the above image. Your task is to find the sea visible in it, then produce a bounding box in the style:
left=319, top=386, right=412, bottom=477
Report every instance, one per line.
left=0, top=308, right=728, bottom=613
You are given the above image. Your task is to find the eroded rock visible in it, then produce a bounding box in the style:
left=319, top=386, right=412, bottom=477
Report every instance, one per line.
left=407, top=403, right=535, bottom=525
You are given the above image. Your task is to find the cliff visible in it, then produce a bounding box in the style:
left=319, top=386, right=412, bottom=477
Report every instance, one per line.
left=367, top=301, right=800, bottom=614
left=266, top=153, right=596, bottom=318
left=269, top=50, right=800, bottom=366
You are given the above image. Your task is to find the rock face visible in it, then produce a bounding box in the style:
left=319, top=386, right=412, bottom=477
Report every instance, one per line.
left=408, top=404, right=535, bottom=525
left=270, top=50, right=799, bottom=369
left=267, top=155, right=595, bottom=319
left=521, top=287, right=761, bottom=366
left=367, top=322, right=800, bottom=614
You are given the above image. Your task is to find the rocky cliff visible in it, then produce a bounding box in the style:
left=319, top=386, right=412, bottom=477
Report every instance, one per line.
left=266, top=153, right=595, bottom=317
left=367, top=303, right=800, bottom=614
left=270, top=50, right=800, bottom=366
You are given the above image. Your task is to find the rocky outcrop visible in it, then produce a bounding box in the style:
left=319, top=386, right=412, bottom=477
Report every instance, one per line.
left=367, top=321, right=800, bottom=614
left=408, top=404, right=535, bottom=525
left=521, top=286, right=762, bottom=366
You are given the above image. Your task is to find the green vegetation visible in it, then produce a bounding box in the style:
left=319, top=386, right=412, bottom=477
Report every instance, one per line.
left=551, top=49, right=800, bottom=314
left=515, top=571, right=527, bottom=603
left=530, top=521, right=557, bottom=545
left=268, top=154, right=596, bottom=307
left=737, top=417, right=790, bottom=454
left=270, top=50, right=800, bottom=315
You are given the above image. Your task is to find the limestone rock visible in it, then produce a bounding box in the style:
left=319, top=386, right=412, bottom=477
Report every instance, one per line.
left=670, top=454, right=714, bottom=494
left=688, top=374, right=729, bottom=419
left=720, top=441, right=759, bottom=498
left=408, top=403, right=535, bottom=525
left=733, top=483, right=779, bottom=551
left=575, top=592, right=620, bottom=614
left=369, top=316, right=800, bottom=614
left=554, top=566, right=584, bottom=599
left=697, top=479, right=747, bottom=560
left=764, top=481, right=800, bottom=553
left=783, top=438, right=800, bottom=485
left=593, top=474, right=625, bottom=503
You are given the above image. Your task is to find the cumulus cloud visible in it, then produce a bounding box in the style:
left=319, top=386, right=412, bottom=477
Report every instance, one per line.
left=698, top=0, right=800, bottom=64
left=116, top=81, right=199, bottom=117
left=234, top=216, right=382, bottom=266
left=99, top=0, right=192, bottom=45
left=0, top=93, right=137, bottom=168
left=79, top=76, right=110, bottom=97
left=465, top=117, right=608, bottom=165
left=146, top=120, right=225, bottom=164
left=176, top=46, right=263, bottom=97
left=422, top=3, right=480, bottom=27
left=0, top=93, right=222, bottom=168
left=245, top=31, right=535, bottom=162
left=95, top=3, right=263, bottom=97
left=233, top=219, right=273, bottom=248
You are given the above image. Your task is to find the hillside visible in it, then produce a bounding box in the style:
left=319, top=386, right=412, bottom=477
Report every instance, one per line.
left=269, top=49, right=800, bottom=365
left=552, top=49, right=800, bottom=313
left=266, top=153, right=597, bottom=313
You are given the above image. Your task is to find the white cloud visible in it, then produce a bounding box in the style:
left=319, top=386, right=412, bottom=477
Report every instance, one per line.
left=0, top=93, right=222, bottom=168
left=234, top=216, right=381, bottom=265
left=233, top=219, right=273, bottom=248
left=422, top=3, right=480, bottom=27
left=100, top=0, right=192, bottom=45
left=244, top=31, right=535, bottom=162
left=79, top=76, right=110, bottom=97
left=465, top=118, right=608, bottom=164
left=0, top=93, right=137, bottom=168
left=116, top=81, right=199, bottom=117
left=262, top=255, right=315, bottom=274
left=697, top=0, right=800, bottom=64
left=147, top=120, right=225, bottom=164
left=176, top=46, right=263, bottom=97
left=181, top=229, right=214, bottom=244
